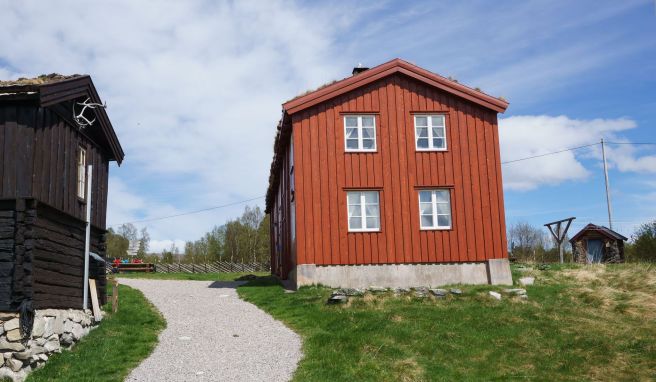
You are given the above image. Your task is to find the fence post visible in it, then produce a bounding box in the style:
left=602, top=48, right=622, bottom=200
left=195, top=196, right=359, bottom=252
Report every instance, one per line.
left=112, top=279, right=119, bottom=313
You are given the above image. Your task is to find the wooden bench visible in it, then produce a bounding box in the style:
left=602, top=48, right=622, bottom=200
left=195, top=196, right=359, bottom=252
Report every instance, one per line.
left=115, top=263, right=155, bottom=273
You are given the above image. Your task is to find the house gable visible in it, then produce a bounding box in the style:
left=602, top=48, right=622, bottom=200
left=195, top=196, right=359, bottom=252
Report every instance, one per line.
left=0, top=75, right=124, bottom=164
left=284, top=58, right=509, bottom=115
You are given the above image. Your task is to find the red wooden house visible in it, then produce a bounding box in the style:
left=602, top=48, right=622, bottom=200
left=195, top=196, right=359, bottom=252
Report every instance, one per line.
left=265, top=59, right=512, bottom=288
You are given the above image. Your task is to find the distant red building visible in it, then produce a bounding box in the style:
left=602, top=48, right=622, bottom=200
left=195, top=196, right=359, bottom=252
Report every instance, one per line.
left=266, top=59, right=512, bottom=288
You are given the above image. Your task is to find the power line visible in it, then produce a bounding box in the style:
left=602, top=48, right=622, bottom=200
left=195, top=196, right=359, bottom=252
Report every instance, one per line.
left=605, top=141, right=656, bottom=145
left=108, top=195, right=265, bottom=227
left=501, top=142, right=599, bottom=165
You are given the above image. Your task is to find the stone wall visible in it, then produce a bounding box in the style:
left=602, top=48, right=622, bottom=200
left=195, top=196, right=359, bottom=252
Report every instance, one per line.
left=0, top=309, right=99, bottom=381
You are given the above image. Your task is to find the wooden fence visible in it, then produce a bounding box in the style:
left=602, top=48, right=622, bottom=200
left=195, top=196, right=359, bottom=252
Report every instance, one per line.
left=107, top=261, right=270, bottom=274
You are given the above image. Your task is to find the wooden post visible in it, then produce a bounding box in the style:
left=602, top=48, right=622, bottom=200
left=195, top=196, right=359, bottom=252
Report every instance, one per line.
left=545, top=217, right=575, bottom=263
left=112, top=278, right=118, bottom=313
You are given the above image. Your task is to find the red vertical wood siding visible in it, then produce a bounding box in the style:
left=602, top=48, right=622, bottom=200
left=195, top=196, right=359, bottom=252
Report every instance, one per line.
left=275, top=73, right=506, bottom=266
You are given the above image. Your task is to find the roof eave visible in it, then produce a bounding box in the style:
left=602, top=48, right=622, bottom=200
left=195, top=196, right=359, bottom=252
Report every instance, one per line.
left=283, top=58, right=509, bottom=115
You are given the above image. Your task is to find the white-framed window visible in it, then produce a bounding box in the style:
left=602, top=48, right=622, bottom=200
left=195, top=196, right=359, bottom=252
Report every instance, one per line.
left=418, top=189, right=452, bottom=229
left=415, top=114, right=447, bottom=151
left=344, top=115, right=376, bottom=152
left=347, top=191, right=380, bottom=231
left=77, top=147, right=86, bottom=200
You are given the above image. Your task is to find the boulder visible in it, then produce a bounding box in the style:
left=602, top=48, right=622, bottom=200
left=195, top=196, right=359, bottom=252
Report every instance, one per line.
left=43, top=317, right=54, bottom=338
left=38, top=354, right=48, bottom=362
left=0, top=313, right=18, bottom=321
left=63, top=319, right=75, bottom=334
left=32, top=317, right=46, bottom=338
left=489, top=291, right=502, bottom=300
left=6, top=329, right=22, bottom=342
left=519, top=277, right=535, bottom=286
left=43, top=337, right=60, bottom=353
left=3, top=318, right=19, bottom=332
left=503, top=288, right=527, bottom=296
left=368, top=286, right=387, bottom=294
left=52, top=315, right=65, bottom=335
left=71, top=323, right=85, bottom=341
left=429, top=288, right=448, bottom=298
left=60, top=333, right=74, bottom=346
left=13, top=351, right=32, bottom=361
left=35, top=337, right=47, bottom=346
left=336, top=288, right=365, bottom=296
left=327, top=295, right=348, bottom=304
left=6, top=357, right=22, bottom=372
left=3, top=352, right=12, bottom=360
left=0, top=339, right=24, bottom=352
left=38, top=309, right=60, bottom=318
left=414, top=287, right=429, bottom=298
left=393, top=287, right=410, bottom=295
left=450, top=288, right=463, bottom=295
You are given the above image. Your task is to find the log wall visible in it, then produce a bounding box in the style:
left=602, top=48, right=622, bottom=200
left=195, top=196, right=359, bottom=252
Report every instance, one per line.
left=0, top=198, right=106, bottom=310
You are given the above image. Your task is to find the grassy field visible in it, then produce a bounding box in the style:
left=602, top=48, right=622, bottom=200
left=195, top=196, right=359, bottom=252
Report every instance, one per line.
left=115, top=271, right=269, bottom=281
left=26, top=283, right=165, bottom=382
left=238, top=264, right=656, bottom=381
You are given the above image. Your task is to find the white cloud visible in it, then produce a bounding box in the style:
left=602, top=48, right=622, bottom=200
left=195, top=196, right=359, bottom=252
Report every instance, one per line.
left=499, top=115, right=637, bottom=190
left=0, top=0, right=359, bottom=244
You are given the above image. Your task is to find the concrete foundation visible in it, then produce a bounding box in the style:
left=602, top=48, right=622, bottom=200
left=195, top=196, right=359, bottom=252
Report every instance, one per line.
left=292, top=259, right=512, bottom=289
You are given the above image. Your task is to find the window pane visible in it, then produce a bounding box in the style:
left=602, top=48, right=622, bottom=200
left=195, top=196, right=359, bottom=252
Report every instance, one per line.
left=416, top=127, right=428, bottom=138
left=348, top=205, right=361, bottom=217
left=362, top=127, right=374, bottom=138
left=365, top=204, right=379, bottom=217
left=433, top=138, right=445, bottom=149
left=347, top=192, right=360, bottom=205
left=415, top=116, right=428, bottom=127
left=421, top=215, right=434, bottom=228
left=417, top=138, right=429, bottom=149
left=436, top=190, right=450, bottom=203
left=346, top=127, right=358, bottom=138
left=431, top=115, right=445, bottom=126
left=366, top=217, right=380, bottom=229
left=437, top=215, right=451, bottom=227
left=345, top=117, right=357, bottom=127
left=364, top=191, right=378, bottom=204
left=362, top=116, right=374, bottom=127
left=419, top=191, right=431, bottom=203
left=432, top=126, right=444, bottom=138
left=346, top=139, right=359, bottom=149
left=349, top=217, right=362, bottom=229
left=436, top=203, right=450, bottom=215
left=362, top=139, right=375, bottom=149
left=420, top=203, right=432, bottom=215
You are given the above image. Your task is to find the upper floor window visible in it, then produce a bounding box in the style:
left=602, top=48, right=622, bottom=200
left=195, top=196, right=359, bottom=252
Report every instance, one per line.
left=77, top=147, right=87, bottom=200
left=418, top=189, right=451, bottom=229
left=415, top=115, right=446, bottom=151
left=347, top=191, right=380, bottom=231
left=344, top=115, right=376, bottom=152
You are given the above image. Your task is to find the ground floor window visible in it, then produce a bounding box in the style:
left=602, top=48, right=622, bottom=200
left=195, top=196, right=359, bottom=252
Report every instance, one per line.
left=347, top=191, right=380, bottom=231
left=418, top=189, right=451, bottom=229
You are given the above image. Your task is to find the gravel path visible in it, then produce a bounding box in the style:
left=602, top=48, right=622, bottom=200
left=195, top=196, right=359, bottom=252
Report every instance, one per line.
left=119, top=279, right=302, bottom=382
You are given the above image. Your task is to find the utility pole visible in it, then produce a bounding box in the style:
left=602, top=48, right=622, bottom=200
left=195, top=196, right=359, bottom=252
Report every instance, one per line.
left=601, top=138, right=613, bottom=230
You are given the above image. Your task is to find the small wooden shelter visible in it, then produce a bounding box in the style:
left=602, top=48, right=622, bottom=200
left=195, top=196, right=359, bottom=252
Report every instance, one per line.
left=570, top=224, right=627, bottom=264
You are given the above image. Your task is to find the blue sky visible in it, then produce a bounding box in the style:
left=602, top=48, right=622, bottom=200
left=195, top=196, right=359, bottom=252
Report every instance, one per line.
left=1, top=0, right=654, bottom=250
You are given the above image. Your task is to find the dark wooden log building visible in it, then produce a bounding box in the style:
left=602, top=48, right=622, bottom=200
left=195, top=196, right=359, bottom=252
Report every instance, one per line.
left=0, top=74, right=123, bottom=310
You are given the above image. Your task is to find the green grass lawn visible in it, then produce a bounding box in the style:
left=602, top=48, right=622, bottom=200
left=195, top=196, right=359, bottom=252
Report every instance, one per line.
left=26, top=283, right=165, bottom=382
left=115, top=271, right=269, bottom=281
left=238, top=264, right=656, bottom=381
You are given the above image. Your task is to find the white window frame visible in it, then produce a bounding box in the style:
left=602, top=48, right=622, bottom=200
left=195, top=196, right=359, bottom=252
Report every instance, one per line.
left=418, top=189, right=452, bottom=230
left=347, top=191, right=380, bottom=232
left=414, top=114, right=447, bottom=151
left=77, top=147, right=86, bottom=200
left=344, top=115, right=377, bottom=152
